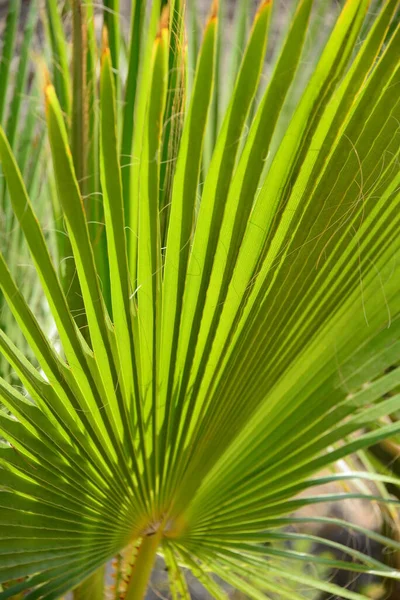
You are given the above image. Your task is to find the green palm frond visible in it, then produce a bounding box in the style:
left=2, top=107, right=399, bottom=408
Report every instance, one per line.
left=0, top=0, right=400, bottom=598
left=0, top=0, right=52, bottom=383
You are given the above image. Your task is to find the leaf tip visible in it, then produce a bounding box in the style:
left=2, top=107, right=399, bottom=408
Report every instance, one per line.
left=44, top=74, right=55, bottom=113
left=102, top=25, right=111, bottom=58
left=157, top=5, right=170, bottom=37
left=42, top=66, right=52, bottom=96
left=210, top=0, right=218, bottom=19
left=258, top=0, right=272, bottom=13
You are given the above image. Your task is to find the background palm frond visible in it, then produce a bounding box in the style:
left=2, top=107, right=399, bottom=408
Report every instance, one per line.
left=0, top=0, right=400, bottom=599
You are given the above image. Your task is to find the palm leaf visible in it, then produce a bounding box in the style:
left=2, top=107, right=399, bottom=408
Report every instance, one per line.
left=0, top=0, right=400, bottom=598
left=0, top=0, right=50, bottom=382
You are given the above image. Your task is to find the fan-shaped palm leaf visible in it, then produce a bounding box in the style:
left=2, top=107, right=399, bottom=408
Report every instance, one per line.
left=0, top=0, right=400, bottom=598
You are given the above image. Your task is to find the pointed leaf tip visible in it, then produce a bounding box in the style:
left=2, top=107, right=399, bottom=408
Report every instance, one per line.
left=210, top=0, right=218, bottom=19
left=44, top=80, right=55, bottom=113
left=102, top=25, right=110, bottom=55
left=257, top=0, right=272, bottom=14
left=42, top=67, right=51, bottom=95
left=158, top=5, right=170, bottom=37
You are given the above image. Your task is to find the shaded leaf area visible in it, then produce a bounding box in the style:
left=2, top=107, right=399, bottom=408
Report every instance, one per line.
left=0, top=0, right=399, bottom=598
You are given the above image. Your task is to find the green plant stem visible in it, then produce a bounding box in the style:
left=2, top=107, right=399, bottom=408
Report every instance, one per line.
left=73, top=565, right=105, bottom=600
left=124, top=532, right=163, bottom=600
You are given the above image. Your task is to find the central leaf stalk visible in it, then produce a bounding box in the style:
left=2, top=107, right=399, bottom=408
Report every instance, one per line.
left=124, top=529, right=163, bottom=600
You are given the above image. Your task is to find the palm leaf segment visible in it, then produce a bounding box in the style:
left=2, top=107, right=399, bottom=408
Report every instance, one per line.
left=0, top=0, right=400, bottom=597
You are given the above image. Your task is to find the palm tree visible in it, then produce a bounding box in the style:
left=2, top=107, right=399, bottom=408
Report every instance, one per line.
left=0, top=0, right=400, bottom=598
